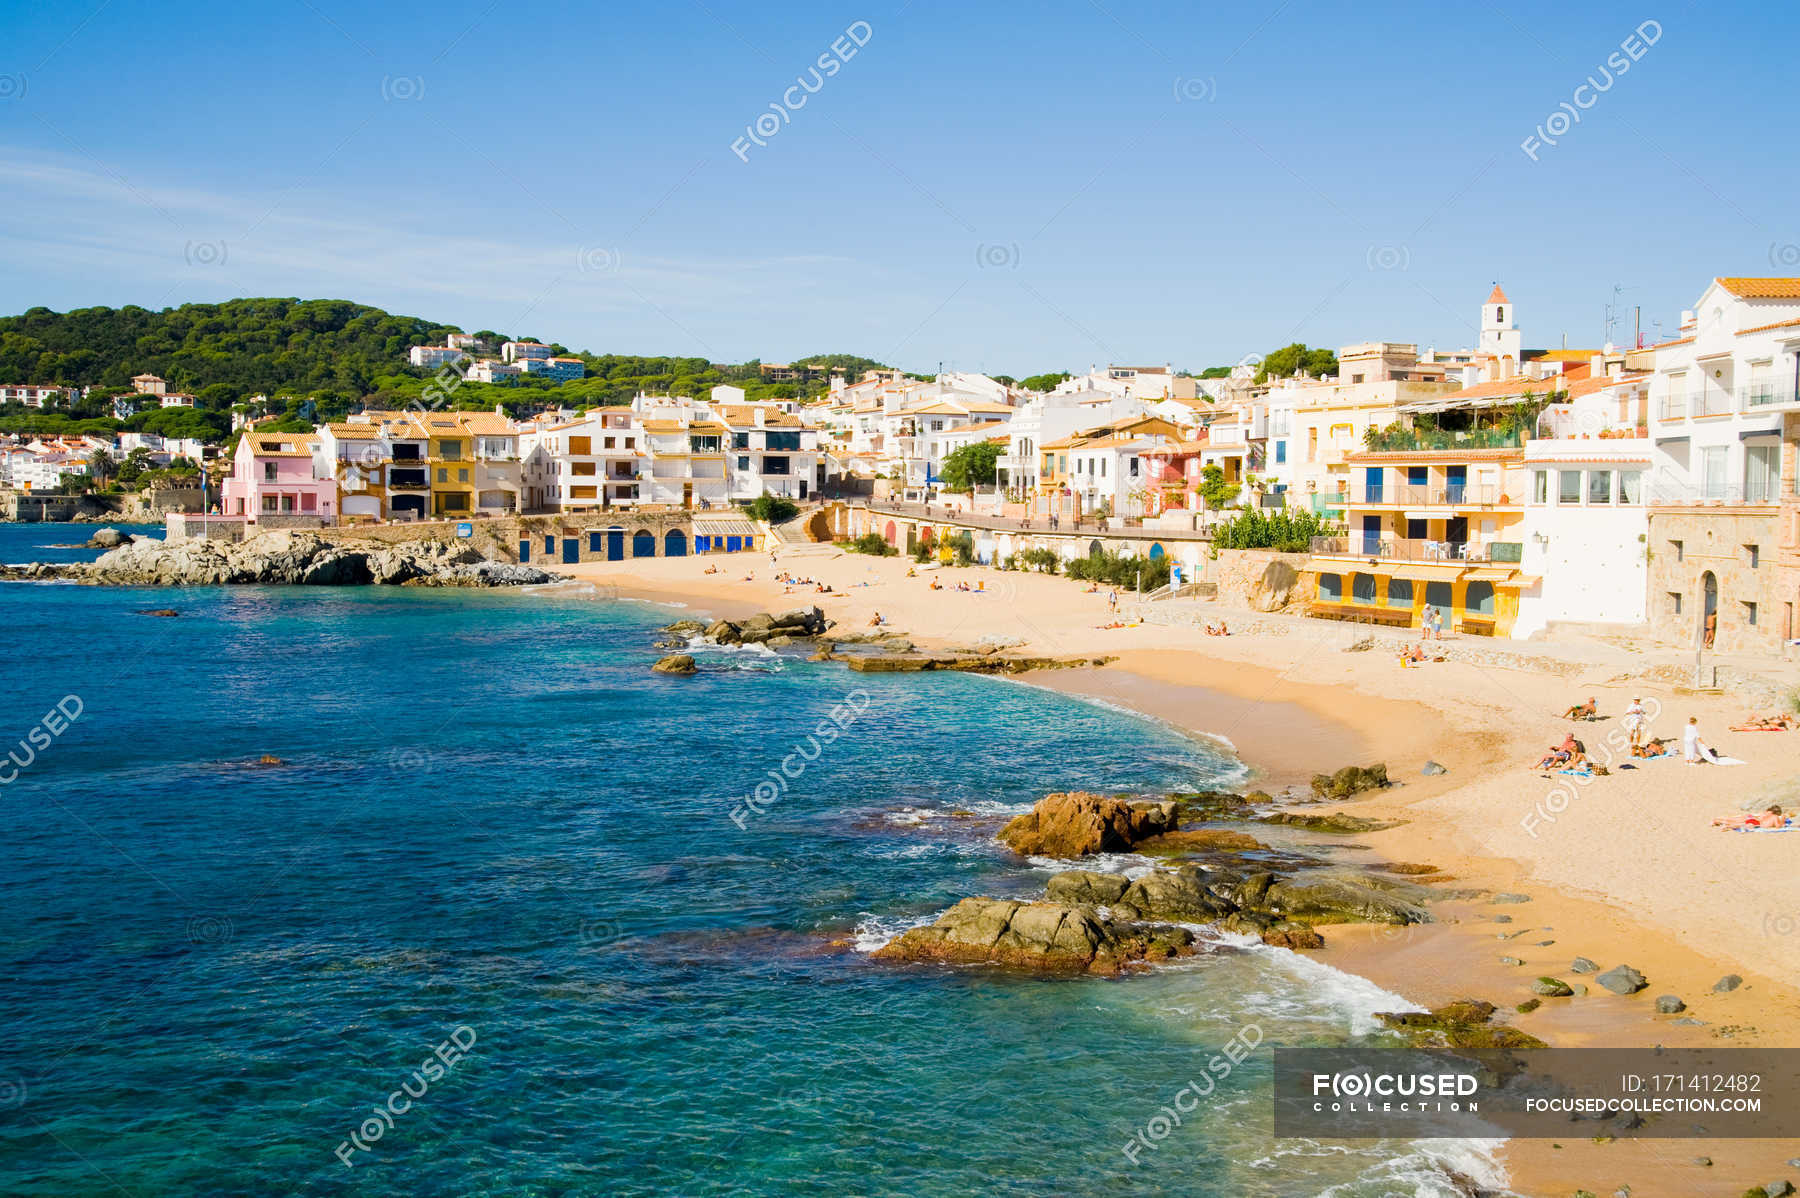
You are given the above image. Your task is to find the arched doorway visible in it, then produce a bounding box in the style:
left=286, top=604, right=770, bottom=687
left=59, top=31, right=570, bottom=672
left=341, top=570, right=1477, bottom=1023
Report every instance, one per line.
left=1701, top=571, right=1718, bottom=647
left=1088, top=539, right=1102, bottom=556
left=884, top=521, right=897, bottom=546
left=633, top=530, right=656, bottom=557
left=665, top=529, right=687, bottom=557
left=1148, top=543, right=1165, bottom=560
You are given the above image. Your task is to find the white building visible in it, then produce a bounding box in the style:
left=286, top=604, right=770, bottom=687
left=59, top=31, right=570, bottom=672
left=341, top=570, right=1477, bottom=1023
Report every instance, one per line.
left=409, top=345, right=469, bottom=369
left=520, top=409, right=643, bottom=510
left=0, top=384, right=65, bottom=408
left=501, top=341, right=554, bottom=364
left=467, top=359, right=523, bottom=384
left=715, top=403, right=819, bottom=502
left=446, top=332, right=481, bottom=350
left=1514, top=373, right=1653, bottom=639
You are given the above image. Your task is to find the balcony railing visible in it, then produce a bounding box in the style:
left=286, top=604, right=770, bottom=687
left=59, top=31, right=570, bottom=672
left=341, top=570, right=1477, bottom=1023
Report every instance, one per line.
left=1659, top=392, right=1688, bottom=421
left=1741, top=383, right=1799, bottom=409
left=1361, top=426, right=1526, bottom=452
left=1691, top=388, right=1734, bottom=418
left=1356, top=484, right=1506, bottom=507
left=1310, top=536, right=1523, bottom=564
left=388, top=473, right=430, bottom=489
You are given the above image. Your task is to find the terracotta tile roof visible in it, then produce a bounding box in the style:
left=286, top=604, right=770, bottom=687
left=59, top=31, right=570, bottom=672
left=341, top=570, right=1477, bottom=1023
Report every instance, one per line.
left=324, top=423, right=379, bottom=440
left=1563, top=373, right=1649, bottom=398
left=454, top=412, right=516, bottom=435
left=1715, top=277, right=1800, bottom=299
left=1486, top=283, right=1510, bottom=304
left=1649, top=336, right=1696, bottom=348
left=1736, top=316, right=1800, bottom=336
left=244, top=432, right=318, bottom=457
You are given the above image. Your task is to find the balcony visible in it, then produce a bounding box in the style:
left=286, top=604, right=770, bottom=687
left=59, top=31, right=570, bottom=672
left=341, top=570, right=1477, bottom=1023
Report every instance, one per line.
left=1691, top=388, right=1734, bottom=418
left=1361, top=426, right=1525, bottom=452
left=388, top=471, right=430, bottom=490
left=1354, top=484, right=1509, bottom=507
left=1740, top=383, right=1800, bottom=410
left=1310, top=536, right=1523, bottom=564
left=1658, top=392, right=1689, bottom=421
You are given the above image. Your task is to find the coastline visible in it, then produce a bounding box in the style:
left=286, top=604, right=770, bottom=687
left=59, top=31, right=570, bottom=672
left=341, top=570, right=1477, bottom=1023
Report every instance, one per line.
left=560, top=547, right=1800, bottom=1195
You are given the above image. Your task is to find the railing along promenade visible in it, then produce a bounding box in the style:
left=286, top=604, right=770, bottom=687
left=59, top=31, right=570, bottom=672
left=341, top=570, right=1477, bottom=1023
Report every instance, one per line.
left=856, top=500, right=1220, bottom=541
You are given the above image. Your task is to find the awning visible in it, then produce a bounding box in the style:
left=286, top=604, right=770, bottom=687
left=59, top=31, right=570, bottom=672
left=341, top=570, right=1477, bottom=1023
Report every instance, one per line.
left=1392, top=564, right=1464, bottom=581
left=1653, top=435, right=1689, bottom=446
left=692, top=514, right=759, bottom=538
left=1740, top=427, right=1781, bottom=441
left=1463, top=567, right=1517, bottom=582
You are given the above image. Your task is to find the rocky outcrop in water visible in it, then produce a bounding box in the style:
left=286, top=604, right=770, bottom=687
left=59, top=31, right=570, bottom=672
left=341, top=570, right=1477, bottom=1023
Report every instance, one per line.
left=651, top=654, right=698, bottom=675
left=997, top=792, right=1178, bottom=857
left=870, top=897, right=1196, bottom=975
left=1309, top=763, right=1390, bottom=799
left=4, top=531, right=562, bottom=588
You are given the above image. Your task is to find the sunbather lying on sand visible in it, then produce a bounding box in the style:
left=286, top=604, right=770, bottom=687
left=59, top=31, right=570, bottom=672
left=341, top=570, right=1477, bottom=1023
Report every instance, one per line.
left=1731, top=713, right=1796, bottom=731
left=1632, top=737, right=1673, bottom=758
left=1562, top=697, right=1598, bottom=720
left=1714, top=805, right=1791, bottom=829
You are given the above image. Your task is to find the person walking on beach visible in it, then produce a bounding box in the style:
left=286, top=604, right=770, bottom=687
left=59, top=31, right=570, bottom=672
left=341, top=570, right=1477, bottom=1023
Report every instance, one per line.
left=1108, top=589, right=1119, bottom=613
left=1683, top=716, right=1706, bottom=764
left=1623, top=697, right=1648, bottom=749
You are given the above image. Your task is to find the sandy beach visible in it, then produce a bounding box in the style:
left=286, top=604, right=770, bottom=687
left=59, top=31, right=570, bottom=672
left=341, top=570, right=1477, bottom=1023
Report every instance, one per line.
left=564, top=544, right=1800, bottom=1196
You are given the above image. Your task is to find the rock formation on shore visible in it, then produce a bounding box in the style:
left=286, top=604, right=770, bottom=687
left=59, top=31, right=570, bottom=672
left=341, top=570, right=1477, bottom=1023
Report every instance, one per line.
left=997, top=792, right=1178, bottom=857
left=3, top=531, right=561, bottom=588
left=870, top=897, right=1196, bottom=975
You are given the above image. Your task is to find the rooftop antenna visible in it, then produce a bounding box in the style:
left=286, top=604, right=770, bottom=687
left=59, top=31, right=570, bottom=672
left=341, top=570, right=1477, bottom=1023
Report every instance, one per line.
left=1604, top=284, right=1634, bottom=347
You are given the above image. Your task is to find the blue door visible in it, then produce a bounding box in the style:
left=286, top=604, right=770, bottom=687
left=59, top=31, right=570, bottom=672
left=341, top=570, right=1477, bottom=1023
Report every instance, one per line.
left=1360, top=515, right=1382, bottom=555
left=518, top=539, right=530, bottom=563
left=588, top=532, right=603, bottom=554
left=543, top=534, right=554, bottom=553
left=632, top=530, right=655, bottom=558
left=1363, top=466, right=1384, bottom=503
left=1445, top=465, right=1467, bottom=505
left=607, top=529, right=625, bottom=560
left=664, top=529, right=687, bottom=557
left=562, top=538, right=579, bottom=564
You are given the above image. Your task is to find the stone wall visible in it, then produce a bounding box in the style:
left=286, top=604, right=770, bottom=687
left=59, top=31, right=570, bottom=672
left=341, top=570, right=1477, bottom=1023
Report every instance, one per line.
left=1210, top=548, right=1314, bottom=613
left=1645, top=508, right=1781, bottom=654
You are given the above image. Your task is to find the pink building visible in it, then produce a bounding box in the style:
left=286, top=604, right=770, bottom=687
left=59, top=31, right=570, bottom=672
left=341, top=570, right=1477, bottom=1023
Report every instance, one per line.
left=222, top=432, right=336, bottom=522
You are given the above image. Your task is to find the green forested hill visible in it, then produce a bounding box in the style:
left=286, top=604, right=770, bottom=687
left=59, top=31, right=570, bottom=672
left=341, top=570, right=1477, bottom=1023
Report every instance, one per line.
left=0, top=298, right=891, bottom=433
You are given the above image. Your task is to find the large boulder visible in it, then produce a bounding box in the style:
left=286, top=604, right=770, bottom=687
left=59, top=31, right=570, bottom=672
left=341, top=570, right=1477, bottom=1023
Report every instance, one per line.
left=1250, top=560, right=1300, bottom=612
left=997, top=792, right=1178, bottom=858
left=1044, top=870, right=1131, bottom=907
left=871, top=897, right=1194, bottom=975
left=86, top=527, right=129, bottom=549
left=705, top=619, right=743, bottom=645
left=1595, top=965, right=1648, bottom=995
left=769, top=606, right=826, bottom=635
left=1309, top=763, right=1390, bottom=800
left=651, top=654, right=698, bottom=675
left=1261, top=811, right=1402, bottom=835
left=1252, top=870, right=1431, bottom=926
left=1115, top=865, right=1237, bottom=922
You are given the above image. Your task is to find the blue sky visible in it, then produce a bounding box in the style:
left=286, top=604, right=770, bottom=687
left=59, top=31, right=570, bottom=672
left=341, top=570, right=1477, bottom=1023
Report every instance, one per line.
left=0, top=0, right=1781, bottom=374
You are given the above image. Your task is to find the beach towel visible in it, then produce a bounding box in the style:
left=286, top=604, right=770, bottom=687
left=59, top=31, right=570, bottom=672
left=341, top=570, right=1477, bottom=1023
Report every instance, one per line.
left=1557, top=768, right=1595, bottom=778
left=1723, top=823, right=1800, bottom=831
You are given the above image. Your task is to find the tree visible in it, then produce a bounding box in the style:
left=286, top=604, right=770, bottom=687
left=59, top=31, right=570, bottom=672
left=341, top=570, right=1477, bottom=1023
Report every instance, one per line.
left=1198, top=366, right=1233, bottom=379
left=87, top=448, right=115, bottom=487
left=746, top=493, right=799, bottom=524
left=1253, top=343, right=1337, bottom=383
left=937, top=441, right=1002, bottom=492
left=1020, top=371, right=1071, bottom=393
left=1199, top=464, right=1240, bottom=510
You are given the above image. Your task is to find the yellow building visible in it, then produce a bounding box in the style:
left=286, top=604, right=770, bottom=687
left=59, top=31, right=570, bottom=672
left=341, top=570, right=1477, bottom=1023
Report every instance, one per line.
left=413, top=415, right=476, bottom=517
left=1307, top=447, right=1534, bottom=637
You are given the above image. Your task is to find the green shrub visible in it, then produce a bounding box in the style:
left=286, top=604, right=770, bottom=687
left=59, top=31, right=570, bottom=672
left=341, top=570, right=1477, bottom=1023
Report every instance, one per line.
left=1063, top=548, right=1171, bottom=591
left=848, top=532, right=896, bottom=556
left=1017, top=547, right=1061, bottom=574
left=1210, top=507, right=1340, bottom=553
left=745, top=494, right=799, bottom=524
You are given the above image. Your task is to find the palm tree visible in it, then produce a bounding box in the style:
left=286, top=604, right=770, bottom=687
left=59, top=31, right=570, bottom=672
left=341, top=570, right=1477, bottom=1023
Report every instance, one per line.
left=87, top=448, right=115, bottom=487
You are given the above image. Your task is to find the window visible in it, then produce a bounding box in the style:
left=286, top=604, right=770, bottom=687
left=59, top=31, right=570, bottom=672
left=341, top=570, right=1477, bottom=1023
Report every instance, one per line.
left=458, top=468, right=469, bottom=482
left=1744, top=601, right=1759, bottom=626
left=1129, top=458, right=1139, bottom=477
left=1351, top=373, right=1365, bottom=384
left=1351, top=572, right=1377, bottom=605
left=1701, top=446, right=1728, bottom=500
left=1747, top=543, right=1761, bottom=569
left=1668, top=591, right=1682, bottom=615
left=1558, top=470, right=1582, bottom=504
left=603, top=437, right=615, bottom=449
left=1587, top=470, right=1613, bottom=504
left=1494, top=306, right=1504, bottom=323
left=1747, top=443, right=1779, bottom=502
left=1465, top=580, right=1496, bottom=615
left=1532, top=470, right=1548, bottom=503
left=1275, top=441, right=1286, bottom=464
left=568, top=437, right=590, bottom=455
left=261, top=495, right=278, bottom=512
left=1670, top=539, right=1684, bottom=562
left=1386, top=578, right=1413, bottom=608
left=763, top=456, right=791, bottom=475
left=1619, top=470, right=1643, bottom=504
left=439, top=440, right=462, bottom=461
left=572, top=462, right=596, bottom=476
left=263, top=462, right=278, bottom=481
left=1318, top=573, right=1343, bottom=601
left=436, top=467, right=447, bottom=483
left=737, top=455, right=750, bottom=471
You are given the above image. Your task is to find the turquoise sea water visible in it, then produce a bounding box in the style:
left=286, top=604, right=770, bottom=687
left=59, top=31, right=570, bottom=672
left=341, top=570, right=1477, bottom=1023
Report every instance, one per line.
left=0, top=526, right=1507, bottom=1196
